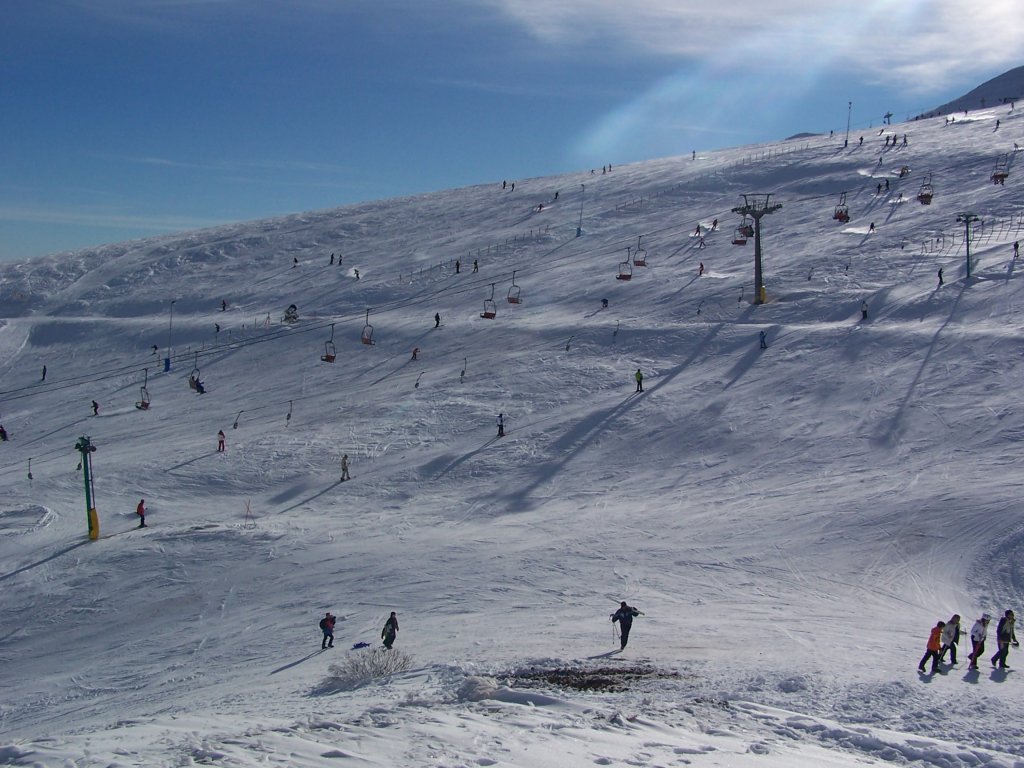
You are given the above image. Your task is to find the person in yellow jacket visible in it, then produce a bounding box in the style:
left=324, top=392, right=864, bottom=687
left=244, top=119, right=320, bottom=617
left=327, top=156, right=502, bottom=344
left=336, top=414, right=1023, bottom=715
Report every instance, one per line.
left=919, top=620, right=946, bottom=674
left=634, top=369, right=644, bottom=392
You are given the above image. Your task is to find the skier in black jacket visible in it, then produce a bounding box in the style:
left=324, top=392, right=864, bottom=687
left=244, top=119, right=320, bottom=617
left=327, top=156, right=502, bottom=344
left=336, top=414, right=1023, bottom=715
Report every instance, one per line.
left=382, top=612, right=399, bottom=649
left=611, top=601, right=641, bottom=650
left=992, top=609, right=1019, bottom=669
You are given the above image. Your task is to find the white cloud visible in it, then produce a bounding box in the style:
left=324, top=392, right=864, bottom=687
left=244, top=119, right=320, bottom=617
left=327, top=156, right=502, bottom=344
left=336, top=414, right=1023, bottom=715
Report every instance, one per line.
left=480, top=0, right=1024, bottom=94
left=0, top=205, right=224, bottom=231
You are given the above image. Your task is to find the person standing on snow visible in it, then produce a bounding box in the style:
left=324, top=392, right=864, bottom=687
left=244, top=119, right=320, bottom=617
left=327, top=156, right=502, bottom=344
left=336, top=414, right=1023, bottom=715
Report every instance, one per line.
left=611, top=601, right=641, bottom=650
left=861, top=300, right=869, bottom=320
left=496, top=413, right=505, bottom=437
left=217, top=430, right=226, bottom=453
left=320, top=612, right=336, bottom=649
left=939, top=614, right=960, bottom=664
left=434, top=313, right=441, bottom=328
left=918, top=620, right=945, bottom=674
left=634, top=369, right=644, bottom=392
left=992, top=609, right=1019, bottom=669
left=92, top=400, right=99, bottom=416
left=136, top=499, right=147, bottom=528
left=759, top=330, right=768, bottom=349
left=41, top=365, right=47, bottom=382
left=381, top=612, right=399, bottom=649
left=968, top=613, right=991, bottom=670
left=340, top=454, right=350, bottom=482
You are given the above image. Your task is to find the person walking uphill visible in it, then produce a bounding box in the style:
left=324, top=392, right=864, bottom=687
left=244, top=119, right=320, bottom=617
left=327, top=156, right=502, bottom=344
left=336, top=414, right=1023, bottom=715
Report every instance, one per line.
left=340, top=454, right=350, bottom=482
left=634, top=369, right=644, bottom=392
left=968, top=613, right=991, bottom=670
left=136, top=499, right=147, bottom=528
left=382, top=611, right=399, bottom=650
left=992, top=609, right=1019, bottom=669
left=320, top=612, right=336, bottom=649
left=939, top=614, right=960, bottom=664
left=611, top=601, right=641, bottom=650
left=919, top=620, right=945, bottom=674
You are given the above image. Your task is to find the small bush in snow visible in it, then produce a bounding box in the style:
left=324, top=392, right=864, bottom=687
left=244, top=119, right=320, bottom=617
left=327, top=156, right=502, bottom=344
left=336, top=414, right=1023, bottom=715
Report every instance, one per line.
left=317, top=649, right=413, bottom=693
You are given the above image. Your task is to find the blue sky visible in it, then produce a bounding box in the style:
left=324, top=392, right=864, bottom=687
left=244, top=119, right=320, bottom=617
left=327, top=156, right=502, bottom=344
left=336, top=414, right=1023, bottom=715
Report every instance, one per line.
left=2, top=0, right=1022, bottom=262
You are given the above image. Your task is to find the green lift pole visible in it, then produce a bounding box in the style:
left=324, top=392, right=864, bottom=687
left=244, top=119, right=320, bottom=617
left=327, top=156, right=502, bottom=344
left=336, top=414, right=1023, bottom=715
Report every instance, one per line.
left=75, top=436, right=99, bottom=540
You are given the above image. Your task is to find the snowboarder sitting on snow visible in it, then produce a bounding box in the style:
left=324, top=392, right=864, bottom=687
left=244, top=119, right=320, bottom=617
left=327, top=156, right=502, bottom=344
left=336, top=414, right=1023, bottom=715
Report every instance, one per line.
left=320, top=612, right=336, bottom=649
left=611, top=602, right=641, bottom=650
left=382, top=611, right=399, bottom=649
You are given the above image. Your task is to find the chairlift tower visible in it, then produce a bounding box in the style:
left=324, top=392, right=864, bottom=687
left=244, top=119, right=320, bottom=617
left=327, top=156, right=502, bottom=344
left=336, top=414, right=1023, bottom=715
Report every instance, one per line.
left=75, top=436, right=99, bottom=540
left=957, top=212, right=980, bottom=279
left=731, top=194, right=782, bottom=304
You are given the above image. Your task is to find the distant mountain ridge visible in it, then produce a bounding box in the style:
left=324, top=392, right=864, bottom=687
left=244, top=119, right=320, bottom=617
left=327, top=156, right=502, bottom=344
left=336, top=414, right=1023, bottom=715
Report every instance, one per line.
left=920, top=64, right=1024, bottom=117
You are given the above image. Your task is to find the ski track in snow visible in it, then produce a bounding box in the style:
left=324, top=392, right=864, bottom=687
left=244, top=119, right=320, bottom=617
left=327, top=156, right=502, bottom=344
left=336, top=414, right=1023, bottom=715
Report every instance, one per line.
left=2, top=105, right=1024, bottom=766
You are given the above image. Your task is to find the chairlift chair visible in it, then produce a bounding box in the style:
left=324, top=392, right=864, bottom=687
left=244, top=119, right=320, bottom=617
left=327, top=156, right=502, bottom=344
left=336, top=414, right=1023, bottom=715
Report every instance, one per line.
left=321, top=323, right=337, bottom=362
left=135, top=368, right=151, bottom=410
left=360, top=310, right=375, bottom=345
left=917, top=174, right=934, bottom=205
left=633, top=236, right=648, bottom=266
left=732, top=225, right=748, bottom=246
left=481, top=283, right=497, bottom=319
left=992, top=155, right=1010, bottom=185
left=833, top=192, right=850, bottom=223
left=507, top=270, right=522, bottom=304
left=616, top=259, right=633, bottom=281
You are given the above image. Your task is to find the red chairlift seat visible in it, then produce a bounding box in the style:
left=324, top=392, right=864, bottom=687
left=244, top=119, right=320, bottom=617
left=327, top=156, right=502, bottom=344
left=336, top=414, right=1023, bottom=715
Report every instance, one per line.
left=616, top=261, right=633, bottom=281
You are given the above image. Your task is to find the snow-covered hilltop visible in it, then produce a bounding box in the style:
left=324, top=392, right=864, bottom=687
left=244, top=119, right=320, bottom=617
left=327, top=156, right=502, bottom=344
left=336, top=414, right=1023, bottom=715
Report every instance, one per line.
left=2, top=101, right=1024, bottom=767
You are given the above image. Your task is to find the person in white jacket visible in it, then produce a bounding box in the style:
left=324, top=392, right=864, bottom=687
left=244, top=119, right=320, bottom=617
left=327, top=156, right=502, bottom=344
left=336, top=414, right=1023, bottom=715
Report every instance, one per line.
left=939, top=614, right=961, bottom=665
left=968, top=613, right=991, bottom=670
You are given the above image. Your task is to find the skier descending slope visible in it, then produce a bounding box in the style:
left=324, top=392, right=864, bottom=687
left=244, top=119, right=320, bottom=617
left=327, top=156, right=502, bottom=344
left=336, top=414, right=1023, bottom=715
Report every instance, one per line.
left=611, top=601, right=642, bottom=650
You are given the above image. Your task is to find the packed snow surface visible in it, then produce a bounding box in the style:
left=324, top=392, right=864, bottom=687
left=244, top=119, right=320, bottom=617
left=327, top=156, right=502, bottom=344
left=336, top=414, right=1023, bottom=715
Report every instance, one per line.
left=2, top=107, right=1024, bottom=767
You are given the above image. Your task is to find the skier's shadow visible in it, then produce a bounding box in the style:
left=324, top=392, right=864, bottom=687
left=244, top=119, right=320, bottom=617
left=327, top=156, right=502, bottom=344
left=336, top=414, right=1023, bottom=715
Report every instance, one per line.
left=166, top=451, right=218, bottom=471
left=587, top=649, right=622, bottom=660
left=269, top=648, right=325, bottom=675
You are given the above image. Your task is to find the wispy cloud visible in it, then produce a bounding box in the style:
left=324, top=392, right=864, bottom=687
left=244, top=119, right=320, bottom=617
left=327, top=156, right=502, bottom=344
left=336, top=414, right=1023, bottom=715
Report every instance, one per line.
left=0, top=205, right=225, bottom=231
left=94, top=153, right=355, bottom=177
left=480, top=0, right=1024, bottom=93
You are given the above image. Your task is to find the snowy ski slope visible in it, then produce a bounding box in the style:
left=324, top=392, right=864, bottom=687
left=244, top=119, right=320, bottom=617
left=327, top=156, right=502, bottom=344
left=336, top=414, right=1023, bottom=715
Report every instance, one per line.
left=2, top=106, right=1024, bottom=767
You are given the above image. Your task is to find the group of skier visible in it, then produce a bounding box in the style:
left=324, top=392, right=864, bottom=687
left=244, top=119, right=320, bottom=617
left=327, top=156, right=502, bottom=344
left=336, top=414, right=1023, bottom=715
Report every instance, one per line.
left=919, top=610, right=1018, bottom=674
